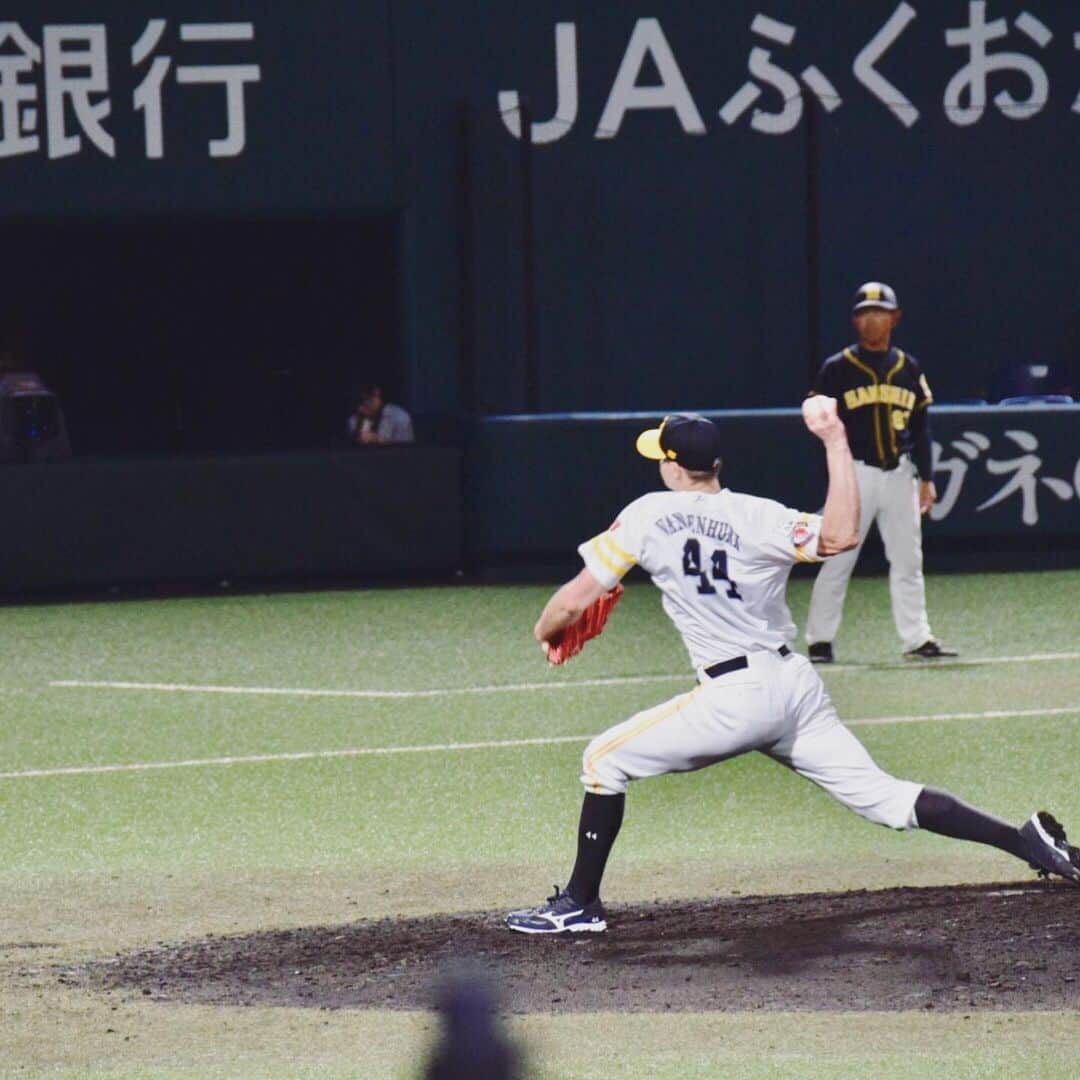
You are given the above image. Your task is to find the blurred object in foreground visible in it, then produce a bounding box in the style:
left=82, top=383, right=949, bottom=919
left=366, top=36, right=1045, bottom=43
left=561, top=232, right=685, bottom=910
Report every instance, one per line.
left=424, top=970, right=522, bottom=1080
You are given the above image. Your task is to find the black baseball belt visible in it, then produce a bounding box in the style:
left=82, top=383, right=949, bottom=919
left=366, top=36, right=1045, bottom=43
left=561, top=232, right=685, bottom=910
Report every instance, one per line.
left=855, top=453, right=912, bottom=472
left=705, top=645, right=790, bottom=679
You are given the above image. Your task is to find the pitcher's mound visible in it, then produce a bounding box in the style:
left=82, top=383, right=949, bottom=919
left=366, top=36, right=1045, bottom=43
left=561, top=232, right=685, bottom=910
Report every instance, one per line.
left=83, top=881, right=1079, bottom=1013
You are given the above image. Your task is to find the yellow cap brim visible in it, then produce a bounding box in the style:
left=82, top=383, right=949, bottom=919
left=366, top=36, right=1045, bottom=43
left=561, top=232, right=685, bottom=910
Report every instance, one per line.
left=635, top=427, right=665, bottom=461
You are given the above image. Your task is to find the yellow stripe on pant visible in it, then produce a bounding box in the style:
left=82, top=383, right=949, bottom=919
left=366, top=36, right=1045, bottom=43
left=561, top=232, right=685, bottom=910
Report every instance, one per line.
left=583, top=686, right=703, bottom=794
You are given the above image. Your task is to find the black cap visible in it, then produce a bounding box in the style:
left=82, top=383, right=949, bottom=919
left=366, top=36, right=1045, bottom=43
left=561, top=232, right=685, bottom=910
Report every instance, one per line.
left=852, top=281, right=899, bottom=313
left=635, top=414, right=722, bottom=471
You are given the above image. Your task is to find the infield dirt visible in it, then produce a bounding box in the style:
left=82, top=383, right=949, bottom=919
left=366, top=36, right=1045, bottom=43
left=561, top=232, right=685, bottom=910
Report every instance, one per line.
left=72, top=881, right=1079, bottom=1014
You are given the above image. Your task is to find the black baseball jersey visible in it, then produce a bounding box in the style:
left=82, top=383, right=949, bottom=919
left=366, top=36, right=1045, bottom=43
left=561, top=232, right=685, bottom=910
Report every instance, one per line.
left=811, top=345, right=934, bottom=477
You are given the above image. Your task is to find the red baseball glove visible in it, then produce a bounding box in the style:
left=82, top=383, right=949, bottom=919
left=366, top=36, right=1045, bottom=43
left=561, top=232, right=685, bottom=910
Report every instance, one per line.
left=546, top=585, right=624, bottom=665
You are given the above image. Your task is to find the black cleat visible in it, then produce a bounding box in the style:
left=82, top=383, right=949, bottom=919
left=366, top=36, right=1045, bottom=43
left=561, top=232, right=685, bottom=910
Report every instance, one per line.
left=1019, top=812, right=1080, bottom=885
left=506, top=886, right=607, bottom=934
left=808, top=642, right=834, bottom=664
left=904, top=639, right=958, bottom=660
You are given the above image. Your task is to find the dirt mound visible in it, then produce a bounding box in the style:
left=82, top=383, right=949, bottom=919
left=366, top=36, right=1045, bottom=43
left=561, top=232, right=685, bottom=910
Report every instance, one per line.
left=77, top=882, right=1078, bottom=1013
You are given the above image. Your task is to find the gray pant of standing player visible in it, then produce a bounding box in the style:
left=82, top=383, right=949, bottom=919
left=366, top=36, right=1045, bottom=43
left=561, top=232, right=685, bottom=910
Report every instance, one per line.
left=805, top=458, right=933, bottom=651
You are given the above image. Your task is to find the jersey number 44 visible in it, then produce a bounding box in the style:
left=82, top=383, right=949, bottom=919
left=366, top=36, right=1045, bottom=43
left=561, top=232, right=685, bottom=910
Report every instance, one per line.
left=682, top=538, right=742, bottom=599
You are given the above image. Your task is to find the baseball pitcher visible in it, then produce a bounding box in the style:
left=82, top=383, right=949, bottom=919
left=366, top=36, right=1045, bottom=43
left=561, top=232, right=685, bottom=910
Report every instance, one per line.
left=506, top=404, right=1079, bottom=934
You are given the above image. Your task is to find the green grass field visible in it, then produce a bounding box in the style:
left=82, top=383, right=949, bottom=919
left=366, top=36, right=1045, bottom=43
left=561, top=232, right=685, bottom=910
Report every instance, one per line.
left=2, top=569, right=1079, bottom=1076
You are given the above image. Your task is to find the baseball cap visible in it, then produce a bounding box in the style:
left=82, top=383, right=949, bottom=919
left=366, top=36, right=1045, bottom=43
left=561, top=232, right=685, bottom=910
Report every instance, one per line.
left=635, top=414, right=722, bottom=471
left=852, top=281, right=899, bottom=313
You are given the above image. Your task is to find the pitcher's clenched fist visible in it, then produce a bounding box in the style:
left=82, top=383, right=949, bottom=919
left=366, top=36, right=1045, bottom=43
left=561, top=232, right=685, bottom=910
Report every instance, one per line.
left=801, top=395, right=847, bottom=446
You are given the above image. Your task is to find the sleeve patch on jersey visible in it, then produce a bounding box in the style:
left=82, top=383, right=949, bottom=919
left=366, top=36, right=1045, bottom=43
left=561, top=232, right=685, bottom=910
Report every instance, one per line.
left=787, top=512, right=823, bottom=563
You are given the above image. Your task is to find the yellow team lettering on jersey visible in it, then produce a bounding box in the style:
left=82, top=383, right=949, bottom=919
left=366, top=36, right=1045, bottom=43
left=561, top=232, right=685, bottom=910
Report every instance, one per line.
left=842, top=384, right=917, bottom=411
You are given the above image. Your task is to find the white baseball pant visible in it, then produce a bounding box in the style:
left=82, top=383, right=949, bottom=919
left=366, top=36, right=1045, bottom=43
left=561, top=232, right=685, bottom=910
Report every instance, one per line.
left=580, top=650, right=922, bottom=830
left=805, top=457, right=933, bottom=651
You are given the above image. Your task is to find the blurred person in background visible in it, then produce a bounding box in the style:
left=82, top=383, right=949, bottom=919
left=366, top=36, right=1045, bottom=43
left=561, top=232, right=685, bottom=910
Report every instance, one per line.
left=987, top=359, right=1073, bottom=403
left=0, top=329, right=71, bottom=463
left=1065, top=308, right=1080, bottom=397
left=347, top=382, right=414, bottom=445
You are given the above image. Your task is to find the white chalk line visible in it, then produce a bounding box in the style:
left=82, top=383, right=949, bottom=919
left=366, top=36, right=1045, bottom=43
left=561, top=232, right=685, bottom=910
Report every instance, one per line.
left=0, top=734, right=589, bottom=781
left=1, top=705, right=1075, bottom=781
left=43, top=651, right=1080, bottom=702
left=825, top=650, right=1080, bottom=673
left=849, top=705, right=1076, bottom=727
left=48, top=674, right=685, bottom=699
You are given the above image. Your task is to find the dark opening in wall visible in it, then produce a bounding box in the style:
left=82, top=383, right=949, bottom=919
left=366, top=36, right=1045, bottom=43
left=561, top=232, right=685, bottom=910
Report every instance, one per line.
left=0, top=213, right=402, bottom=456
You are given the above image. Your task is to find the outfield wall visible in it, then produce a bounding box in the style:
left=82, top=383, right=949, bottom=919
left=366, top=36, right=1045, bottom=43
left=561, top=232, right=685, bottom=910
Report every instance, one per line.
left=1, top=406, right=1073, bottom=593
left=0, top=447, right=463, bottom=592
left=467, top=405, right=1080, bottom=561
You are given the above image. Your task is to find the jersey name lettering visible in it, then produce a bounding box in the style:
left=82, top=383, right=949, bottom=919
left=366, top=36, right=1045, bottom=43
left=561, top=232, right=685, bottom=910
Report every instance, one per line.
left=843, top=384, right=917, bottom=411
left=654, top=512, right=741, bottom=549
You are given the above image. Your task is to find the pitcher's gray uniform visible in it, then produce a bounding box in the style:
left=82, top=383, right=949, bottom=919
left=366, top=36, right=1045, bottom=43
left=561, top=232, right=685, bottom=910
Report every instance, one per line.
left=577, top=489, right=920, bottom=826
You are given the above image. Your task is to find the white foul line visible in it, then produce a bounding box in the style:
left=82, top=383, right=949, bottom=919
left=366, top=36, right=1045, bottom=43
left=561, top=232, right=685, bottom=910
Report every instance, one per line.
left=848, top=705, right=1077, bottom=727
left=823, top=650, right=1080, bottom=673
left=1, top=706, right=1075, bottom=781
left=48, top=675, right=687, bottom=698
left=43, top=651, right=1080, bottom=701
left=0, top=735, right=592, bottom=780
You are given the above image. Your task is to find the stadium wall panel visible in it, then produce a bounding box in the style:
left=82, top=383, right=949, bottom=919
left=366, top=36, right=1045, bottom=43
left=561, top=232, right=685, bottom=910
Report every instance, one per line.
left=467, top=406, right=1080, bottom=560
left=0, top=448, right=462, bottom=591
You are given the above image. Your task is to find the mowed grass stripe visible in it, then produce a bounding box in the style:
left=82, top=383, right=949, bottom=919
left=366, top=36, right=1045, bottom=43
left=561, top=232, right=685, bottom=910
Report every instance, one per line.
left=46, top=650, right=1080, bottom=700
left=2, top=705, right=1075, bottom=781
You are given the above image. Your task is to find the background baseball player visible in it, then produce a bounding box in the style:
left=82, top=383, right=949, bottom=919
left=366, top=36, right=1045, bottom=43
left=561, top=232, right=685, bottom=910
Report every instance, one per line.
left=506, top=406, right=1079, bottom=934
left=805, top=282, right=956, bottom=663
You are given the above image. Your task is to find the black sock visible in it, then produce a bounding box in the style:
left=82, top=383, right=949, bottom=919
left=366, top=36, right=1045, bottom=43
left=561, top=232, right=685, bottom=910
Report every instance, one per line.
left=566, top=792, right=625, bottom=905
left=914, top=787, right=1027, bottom=861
